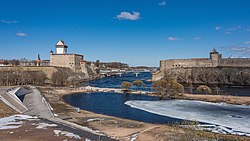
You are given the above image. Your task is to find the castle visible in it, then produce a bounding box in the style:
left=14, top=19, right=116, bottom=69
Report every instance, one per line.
left=50, top=40, right=87, bottom=73
left=152, top=48, right=250, bottom=81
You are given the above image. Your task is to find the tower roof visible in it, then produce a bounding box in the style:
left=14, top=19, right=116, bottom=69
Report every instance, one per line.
left=210, top=47, right=218, bottom=54
left=56, top=40, right=66, bottom=46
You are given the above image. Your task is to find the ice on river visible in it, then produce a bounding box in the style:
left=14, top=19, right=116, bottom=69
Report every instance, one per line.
left=125, top=100, right=250, bottom=135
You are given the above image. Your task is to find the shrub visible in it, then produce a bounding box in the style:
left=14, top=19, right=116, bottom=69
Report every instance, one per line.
left=152, top=79, right=184, bottom=98
left=196, top=85, right=212, bottom=94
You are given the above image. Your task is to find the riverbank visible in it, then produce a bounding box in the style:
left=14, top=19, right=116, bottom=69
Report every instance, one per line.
left=38, top=86, right=250, bottom=141
left=182, top=93, right=250, bottom=105
left=78, top=86, right=250, bottom=106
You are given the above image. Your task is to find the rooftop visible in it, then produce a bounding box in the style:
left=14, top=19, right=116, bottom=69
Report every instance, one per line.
left=210, top=48, right=218, bottom=54
left=56, top=40, right=66, bottom=46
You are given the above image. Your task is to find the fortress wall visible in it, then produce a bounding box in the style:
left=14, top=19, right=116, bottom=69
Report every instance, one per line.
left=50, top=54, right=84, bottom=72
left=74, top=55, right=84, bottom=72
left=160, top=59, right=212, bottom=72
left=220, top=58, right=250, bottom=67
left=50, top=54, right=72, bottom=68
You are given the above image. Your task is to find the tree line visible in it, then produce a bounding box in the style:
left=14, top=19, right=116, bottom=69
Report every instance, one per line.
left=0, top=69, right=70, bottom=87
left=165, top=67, right=250, bottom=86
left=0, top=69, right=46, bottom=86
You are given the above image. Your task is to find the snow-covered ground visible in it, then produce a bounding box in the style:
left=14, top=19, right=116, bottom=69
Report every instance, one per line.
left=36, top=122, right=57, bottom=129
left=54, top=129, right=81, bottom=140
left=125, top=100, right=250, bottom=136
left=0, top=114, right=37, bottom=130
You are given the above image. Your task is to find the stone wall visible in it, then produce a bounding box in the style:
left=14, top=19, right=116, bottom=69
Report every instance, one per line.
left=50, top=54, right=84, bottom=72
left=160, top=59, right=212, bottom=72
left=219, top=58, right=250, bottom=67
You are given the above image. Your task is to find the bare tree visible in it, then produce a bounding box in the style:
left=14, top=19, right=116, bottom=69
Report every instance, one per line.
left=51, top=71, right=68, bottom=86
left=152, top=79, right=184, bottom=98
left=196, top=85, right=212, bottom=95
left=132, top=80, right=146, bottom=91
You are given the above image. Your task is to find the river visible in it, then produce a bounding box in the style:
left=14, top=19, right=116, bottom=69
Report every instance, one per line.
left=64, top=72, right=250, bottom=135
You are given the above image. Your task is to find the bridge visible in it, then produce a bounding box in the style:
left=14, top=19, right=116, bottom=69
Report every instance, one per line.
left=99, top=69, right=150, bottom=77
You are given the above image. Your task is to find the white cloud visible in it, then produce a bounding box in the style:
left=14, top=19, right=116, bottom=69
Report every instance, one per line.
left=116, top=12, right=141, bottom=21
left=16, top=32, right=27, bottom=37
left=226, top=42, right=250, bottom=57
left=159, top=1, right=166, bottom=6
left=244, top=41, right=250, bottom=44
left=168, top=37, right=181, bottom=41
left=193, top=37, right=202, bottom=40
left=225, top=25, right=241, bottom=31
left=229, top=46, right=250, bottom=53
left=1, top=20, right=18, bottom=24
left=215, top=26, right=222, bottom=30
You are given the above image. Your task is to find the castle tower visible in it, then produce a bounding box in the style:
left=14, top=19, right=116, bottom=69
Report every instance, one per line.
left=55, top=40, right=68, bottom=54
left=210, top=48, right=222, bottom=67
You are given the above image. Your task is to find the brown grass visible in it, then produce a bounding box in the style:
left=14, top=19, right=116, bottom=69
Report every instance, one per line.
left=0, top=101, right=18, bottom=118
left=182, top=93, right=250, bottom=105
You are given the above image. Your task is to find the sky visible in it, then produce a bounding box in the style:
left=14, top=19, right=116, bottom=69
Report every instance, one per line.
left=0, top=0, right=250, bottom=67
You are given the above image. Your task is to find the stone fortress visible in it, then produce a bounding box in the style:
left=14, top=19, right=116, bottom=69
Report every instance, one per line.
left=152, top=48, right=250, bottom=81
left=50, top=40, right=87, bottom=74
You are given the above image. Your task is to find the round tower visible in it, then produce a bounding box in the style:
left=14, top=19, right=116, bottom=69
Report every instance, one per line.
left=210, top=48, right=222, bottom=67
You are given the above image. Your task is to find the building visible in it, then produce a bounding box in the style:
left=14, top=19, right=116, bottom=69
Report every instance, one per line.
left=50, top=40, right=87, bottom=73
left=36, top=54, right=41, bottom=66
left=152, top=48, right=250, bottom=81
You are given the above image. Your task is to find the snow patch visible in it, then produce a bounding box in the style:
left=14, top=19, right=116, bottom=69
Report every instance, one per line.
left=0, top=114, right=37, bottom=130
left=53, top=130, right=81, bottom=140
left=130, top=133, right=138, bottom=141
left=36, top=122, right=57, bottom=129
left=86, top=118, right=105, bottom=122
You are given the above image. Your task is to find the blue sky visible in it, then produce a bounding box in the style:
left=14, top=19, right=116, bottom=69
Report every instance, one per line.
left=0, top=0, right=250, bottom=66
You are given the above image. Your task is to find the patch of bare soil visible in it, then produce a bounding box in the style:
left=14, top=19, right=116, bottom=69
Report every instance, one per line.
left=136, top=125, right=250, bottom=141
left=183, top=93, right=250, bottom=105
left=0, top=119, right=85, bottom=141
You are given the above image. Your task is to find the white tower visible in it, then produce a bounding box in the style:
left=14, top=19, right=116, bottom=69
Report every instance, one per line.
left=56, top=40, right=68, bottom=54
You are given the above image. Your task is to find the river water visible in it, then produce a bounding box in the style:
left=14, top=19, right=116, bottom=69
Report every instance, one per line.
left=64, top=72, right=250, bottom=135
left=64, top=92, right=182, bottom=124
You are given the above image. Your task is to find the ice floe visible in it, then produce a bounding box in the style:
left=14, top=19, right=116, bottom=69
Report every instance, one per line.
left=125, top=100, right=250, bottom=136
